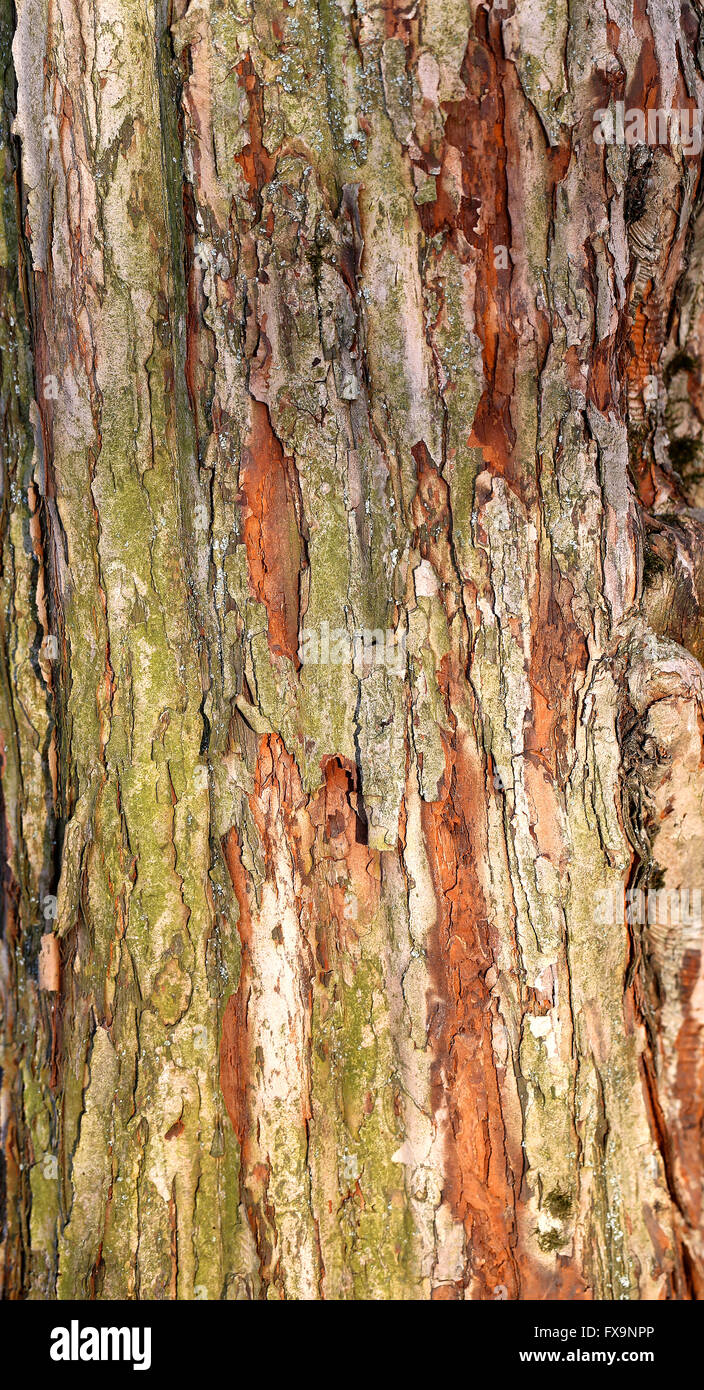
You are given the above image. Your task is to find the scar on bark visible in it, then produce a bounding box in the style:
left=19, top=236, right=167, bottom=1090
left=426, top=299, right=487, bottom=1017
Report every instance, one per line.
left=239, top=399, right=303, bottom=666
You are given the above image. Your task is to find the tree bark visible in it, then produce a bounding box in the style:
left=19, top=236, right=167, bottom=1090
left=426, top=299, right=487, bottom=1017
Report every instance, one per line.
left=2, top=0, right=704, bottom=1300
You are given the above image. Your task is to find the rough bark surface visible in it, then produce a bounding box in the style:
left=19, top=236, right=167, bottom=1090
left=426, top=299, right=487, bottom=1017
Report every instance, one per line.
left=2, top=0, right=704, bottom=1300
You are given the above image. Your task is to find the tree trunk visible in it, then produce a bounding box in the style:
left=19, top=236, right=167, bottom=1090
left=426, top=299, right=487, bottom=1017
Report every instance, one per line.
left=2, top=0, right=704, bottom=1301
